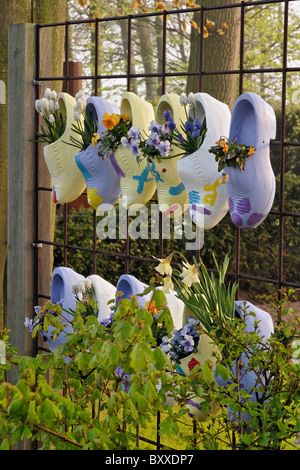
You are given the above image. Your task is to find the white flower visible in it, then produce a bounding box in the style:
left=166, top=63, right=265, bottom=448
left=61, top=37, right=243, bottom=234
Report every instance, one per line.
left=44, top=88, right=52, bottom=99
left=154, top=254, right=173, bottom=277
left=48, top=114, right=55, bottom=123
left=180, top=261, right=200, bottom=287
left=179, top=92, right=188, bottom=106
left=72, top=283, right=80, bottom=295
left=84, top=279, right=92, bottom=291
left=188, top=92, right=196, bottom=109
left=35, top=99, right=42, bottom=114
left=50, top=90, right=57, bottom=100
left=48, top=99, right=55, bottom=112
left=75, top=90, right=86, bottom=102
left=161, top=275, right=174, bottom=294
left=73, top=110, right=81, bottom=121
left=78, top=280, right=86, bottom=294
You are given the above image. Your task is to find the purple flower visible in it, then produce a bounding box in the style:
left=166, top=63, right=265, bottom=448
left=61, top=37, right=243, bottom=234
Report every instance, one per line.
left=147, top=131, right=161, bottom=149
left=177, top=133, right=184, bottom=143
left=130, top=141, right=139, bottom=157
left=149, top=120, right=162, bottom=134
left=184, top=121, right=193, bottom=132
left=128, top=126, right=140, bottom=141
left=121, top=136, right=131, bottom=148
left=158, top=140, right=170, bottom=157
left=193, top=118, right=202, bottom=130
left=182, top=334, right=195, bottom=353
left=192, top=127, right=200, bottom=138
left=164, top=110, right=172, bottom=121
left=167, top=118, right=176, bottom=131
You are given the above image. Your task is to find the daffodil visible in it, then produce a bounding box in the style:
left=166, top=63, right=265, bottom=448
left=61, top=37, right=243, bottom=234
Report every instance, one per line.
left=92, top=133, right=100, bottom=147
left=161, top=274, right=174, bottom=294
left=154, top=253, right=174, bottom=276
left=180, top=261, right=200, bottom=287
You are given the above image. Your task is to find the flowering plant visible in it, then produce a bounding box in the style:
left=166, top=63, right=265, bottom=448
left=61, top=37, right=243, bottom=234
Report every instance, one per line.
left=121, top=112, right=180, bottom=164
left=95, top=112, right=132, bottom=160
left=209, top=136, right=256, bottom=173
left=31, top=88, right=66, bottom=144
left=172, top=92, right=207, bottom=156
left=67, top=90, right=98, bottom=151
left=159, top=316, right=200, bottom=363
left=154, top=251, right=238, bottom=341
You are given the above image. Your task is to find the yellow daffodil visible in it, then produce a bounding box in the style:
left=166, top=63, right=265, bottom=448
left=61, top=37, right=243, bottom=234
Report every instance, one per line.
left=154, top=253, right=173, bottom=277
left=161, top=274, right=174, bottom=294
left=180, top=261, right=200, bottom=287
left=92, top=132, right=100, bottom=147
left=119, top=113, right=130, bottom=122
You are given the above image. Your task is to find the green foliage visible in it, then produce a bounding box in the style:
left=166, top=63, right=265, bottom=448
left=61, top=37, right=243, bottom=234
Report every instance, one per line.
left=0, top=286, right=299, bottom=450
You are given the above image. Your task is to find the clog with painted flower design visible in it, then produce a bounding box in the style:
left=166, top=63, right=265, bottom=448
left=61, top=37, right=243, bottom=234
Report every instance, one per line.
left=177, top=93, right=230, bottom=229
left=111, top=92, right=156, bottom=209
left=43, top=93, right=86, bottom=204
left=152, top=93, right=189, bottom=219
left=74, top=96, right=121, bottom=211
left=223, top=92, right=276, bottom=230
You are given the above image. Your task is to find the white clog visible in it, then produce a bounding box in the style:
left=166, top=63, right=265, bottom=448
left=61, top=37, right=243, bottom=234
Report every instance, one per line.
left=177, top=93, right=230, bottom=229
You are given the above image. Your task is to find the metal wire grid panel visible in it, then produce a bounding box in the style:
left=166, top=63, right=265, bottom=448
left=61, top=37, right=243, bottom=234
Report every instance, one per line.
left=33, top=0, right=300, bottom=449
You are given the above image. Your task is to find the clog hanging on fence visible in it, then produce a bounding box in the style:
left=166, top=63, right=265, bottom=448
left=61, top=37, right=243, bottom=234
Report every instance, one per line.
left=116, top=274, right=184, bottom=330
left=152, top=93, right=188, bottom=219
left=87, top=274, right=116, bottom=323
left=39, top=267, right=85, bottom=358
left=111, top=92, right=156, bottom=209
left=214, top=301, right=274, bottom=424
left=75, top=96, right=121, bottom=211
left=43, top=93, right=86, bottom=204
left=177, top=93, right=230, bottom=229
left=223, top=92, right=276, bottom=230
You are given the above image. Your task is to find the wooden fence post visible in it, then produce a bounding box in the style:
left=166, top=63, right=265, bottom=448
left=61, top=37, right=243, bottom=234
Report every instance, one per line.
left=7, top=23, right=37, bottom=382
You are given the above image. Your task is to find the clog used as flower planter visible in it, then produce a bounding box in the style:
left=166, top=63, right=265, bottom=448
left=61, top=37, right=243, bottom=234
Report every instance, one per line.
left=87, top=274, right=116, bottom=323
left=153, top=93, right=188, bottom=219
left=40, top=267, right=85, bottom=359
left=177, top=93, right=230, bottom=229
left=224, top=92, right=276, bottom=230
left=43, top=93, right=86, bottom=204
left=112, top=92, right=156, bottom=209
left=75, top=96, right=121, bottom=211
left=116, top=274, right=184, bottom=330
left=214, top=300, right=274, bottom=424
left=175, top=307, right=220, bottom=421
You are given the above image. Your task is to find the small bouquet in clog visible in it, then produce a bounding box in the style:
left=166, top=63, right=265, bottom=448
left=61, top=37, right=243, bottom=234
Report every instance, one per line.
left=32, top=88, right=86, bottom=204
left=66, top=90, right=98, bottom=151
left=209, top=136, right=255, bottom=173
left=96, top=111, right=132, bottom=160
left=172, top=92, right=207, bottom=156
left=32, top=88, right=66, bottom=144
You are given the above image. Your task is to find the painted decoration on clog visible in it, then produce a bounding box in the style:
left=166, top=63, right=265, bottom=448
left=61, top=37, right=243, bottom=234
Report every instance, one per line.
left=43, top=93, right=86, bottom=204
left=214, top=92, right=276, bottom=230
left=177, top=93, right=230, bottom=230
left=75, top=96, right=121, bottom=211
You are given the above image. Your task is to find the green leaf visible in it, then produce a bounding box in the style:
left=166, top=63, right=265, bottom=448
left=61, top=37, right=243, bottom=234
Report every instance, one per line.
left=153, top=347, right=168, bottom=370
left=8, top=397, right=24, bottom=417
left=151, top=290, right=167, bottom=310
left=130, top=343, right=154, bottom=371
left=215, top=364, right=230, bottom=382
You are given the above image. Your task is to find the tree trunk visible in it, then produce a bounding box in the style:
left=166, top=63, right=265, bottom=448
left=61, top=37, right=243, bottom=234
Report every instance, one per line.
left=0, top=0, right=67, bottom=328
left=186, top=0, right=241, bottom=110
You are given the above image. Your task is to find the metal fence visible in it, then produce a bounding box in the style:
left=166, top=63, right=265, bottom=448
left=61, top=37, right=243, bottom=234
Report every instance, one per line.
left=32, top=0, right=300, bottom=449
